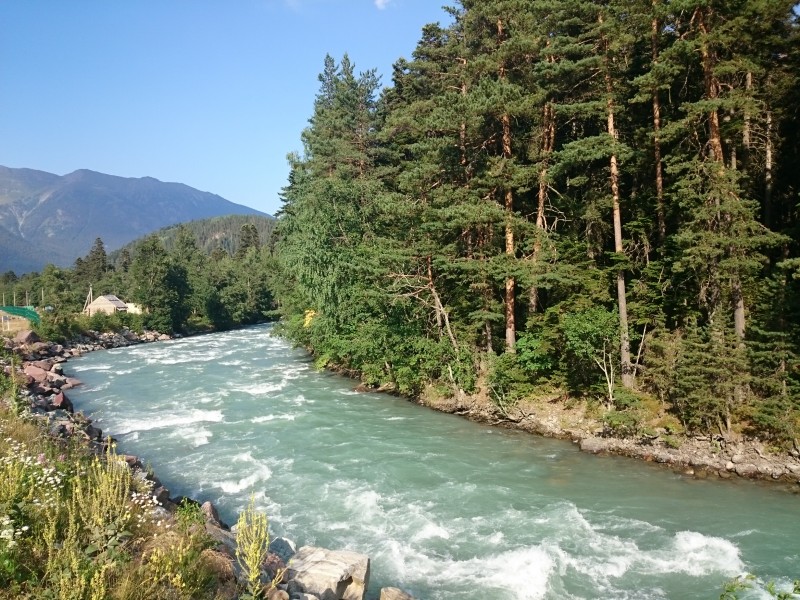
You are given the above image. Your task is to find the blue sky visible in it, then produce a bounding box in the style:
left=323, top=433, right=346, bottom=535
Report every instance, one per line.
left=0, top=1, right=452, bottom=216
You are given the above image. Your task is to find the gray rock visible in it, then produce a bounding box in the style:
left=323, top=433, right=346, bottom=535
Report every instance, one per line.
left=23, top=364, right=48, bottom=383
left=734, top=463, right=758, bottom=477
left=270, top=537, right=297, bottom=563
left=579, top=437, right=606, bottom=454
left=50, top=391, right=73, bottom=412
left=153, top=486, right=171, bottom=505
left=201, top=501, right=226, bottom=529
left=14, top=330, right=41, bottom=344
left=287, top=546, right=370, bottom=600
left=379, top=587, right=418, bottom=600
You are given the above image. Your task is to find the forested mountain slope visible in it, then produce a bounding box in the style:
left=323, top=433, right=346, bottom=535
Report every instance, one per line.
left=110, top=214, right=275, bottom=266
left=0, top=166, right=267, bottom=273
left=272, top=1, right=800, bottom=444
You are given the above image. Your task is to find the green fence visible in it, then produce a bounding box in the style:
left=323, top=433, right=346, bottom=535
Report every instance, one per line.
left=0, top=306, right=41, bottom=326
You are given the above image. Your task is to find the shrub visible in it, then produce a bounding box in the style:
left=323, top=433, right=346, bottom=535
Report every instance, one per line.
left=0, top=407, right=233, bottom=600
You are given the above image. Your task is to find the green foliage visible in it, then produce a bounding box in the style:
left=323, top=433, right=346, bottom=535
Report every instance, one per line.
left=267, top=0, right=800, bottom=443
left=175, top=499, right=205, bottom=532
left=0, top=408, right=233, bottom=600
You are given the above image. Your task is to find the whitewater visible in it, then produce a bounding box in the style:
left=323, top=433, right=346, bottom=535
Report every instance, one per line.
left=65, top=324, right=800, bottom=599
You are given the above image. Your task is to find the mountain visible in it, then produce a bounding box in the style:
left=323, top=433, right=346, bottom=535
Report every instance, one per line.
left=109, top=214, right=275, bottom=264
left=0, top=166, right=269, bottom=274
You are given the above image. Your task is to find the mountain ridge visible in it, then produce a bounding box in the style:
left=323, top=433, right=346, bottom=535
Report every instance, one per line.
left=0, top=165, right=270, bottom=274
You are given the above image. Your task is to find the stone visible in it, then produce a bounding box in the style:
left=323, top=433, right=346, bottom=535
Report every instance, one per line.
left=579, top=437, right=606, bottom=454
left=62, top=377, right=82, bottom=390
left=731, top=453, right=746, bottom=464
left=734, top=463, right=758, bottom=478
left=23, top=364, right=48, bottom=383
left=14, top=330, right=40, bottom=345
left=265, top=589, right=290, bottom=600
left=379, top=587, right=418, bottom=600
left=153, top=486, right=171, bottom=505
left=84, top=424, right=102, bottom=441
left=201, top=501, right=226, bottom=528
left=46, top=372, right=67, bottom=388
left=287, top=546, right=370, bottom=600
left=50, top=391, right=74, bottom=412
left=270, top=537, right=297, bottom=563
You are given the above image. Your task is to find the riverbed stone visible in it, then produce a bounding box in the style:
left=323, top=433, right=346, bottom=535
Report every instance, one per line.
left=379, top=587, right=418, bottom=600
left=735, top=463, right=758, bottom=477
left=50, top=391, right=73, bottom=412
left=23, top=364, right=48, bottom=383
left=579, top=437, right=606, bottom=454
left=14, top=330, right=40, bottom=345
left=287, top=546, right=370, bottom=600
left=270, top=537, right=297, bottom=563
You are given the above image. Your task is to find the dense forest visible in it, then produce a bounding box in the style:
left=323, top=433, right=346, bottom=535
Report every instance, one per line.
left=272, top=0, right=800, bottom=445
left=1, top=217, right=274, bottom=335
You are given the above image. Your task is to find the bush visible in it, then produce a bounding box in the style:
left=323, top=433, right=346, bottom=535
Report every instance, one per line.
left=0, top=407, right=233, bottom=600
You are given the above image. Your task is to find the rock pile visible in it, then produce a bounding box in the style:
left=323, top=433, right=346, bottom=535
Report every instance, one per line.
left=578, top=434, right=800, bottom=486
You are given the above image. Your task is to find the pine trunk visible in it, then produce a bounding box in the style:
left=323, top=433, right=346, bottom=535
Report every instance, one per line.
left=651, top=7, right=666, bottom=244
left=602, top=16, right=632, bottom=388
left=498, top=18, right=515, bottom=352
left=529, top=102, right=555, bottom=314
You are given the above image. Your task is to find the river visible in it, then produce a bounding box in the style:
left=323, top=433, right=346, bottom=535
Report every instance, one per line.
left=64, top=324, right=799, bottom=599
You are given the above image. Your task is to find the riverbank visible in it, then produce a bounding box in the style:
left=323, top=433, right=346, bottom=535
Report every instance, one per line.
left=410, top=386, right=800, bottom=493
left=1, top=328, right=417, bottom=600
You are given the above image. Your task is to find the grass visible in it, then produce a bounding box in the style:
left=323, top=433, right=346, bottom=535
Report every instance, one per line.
left=0, top=382, right=276, bottom=599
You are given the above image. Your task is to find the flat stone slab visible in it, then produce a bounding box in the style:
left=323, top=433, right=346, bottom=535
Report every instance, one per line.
left=288, top=546, right=370, bottom=600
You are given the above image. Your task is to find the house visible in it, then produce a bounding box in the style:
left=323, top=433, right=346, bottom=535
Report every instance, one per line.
left=83, top=294, right=128, bottom=316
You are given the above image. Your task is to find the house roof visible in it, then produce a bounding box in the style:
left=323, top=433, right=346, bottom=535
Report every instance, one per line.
left=90, top=295, right=127, bottom=309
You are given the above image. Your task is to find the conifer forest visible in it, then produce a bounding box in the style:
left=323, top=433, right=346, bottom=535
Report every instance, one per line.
left=272, top=0, right=800, bottom=444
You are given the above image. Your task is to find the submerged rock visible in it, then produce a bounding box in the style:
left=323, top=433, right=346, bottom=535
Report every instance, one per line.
left=379, top=588, right=418, bottom=600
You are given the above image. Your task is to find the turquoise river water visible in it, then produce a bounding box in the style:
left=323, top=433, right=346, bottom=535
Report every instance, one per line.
left=64, top=325, right=799, bottom=599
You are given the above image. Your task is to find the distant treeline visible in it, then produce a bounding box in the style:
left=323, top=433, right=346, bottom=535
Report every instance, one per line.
left=108, top=214, right=275, bottom=266
left=271, top=0, right=800, bottom=444
left=1, top=216, right=275, bottom=336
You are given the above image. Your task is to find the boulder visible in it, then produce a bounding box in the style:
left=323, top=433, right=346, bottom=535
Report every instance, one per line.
left=287, top=546, right=370, bottom=600
left=379, top=588, right=418, bottom=600
left=270, top=537, right=297, bottom=563
left=23, top=364, right=49, bottom=383
left=579, top=437, right=606, bottom=454
left=14, top=330, right=40, bottom=345
left=50, top=391, right=74, bottom=412
left=62, top=377, right=82, bottom=390
left=734, top=463, right=759, bottom=478
left=201, top=501, right=227, bottom=529
left=152, top=486, right=171, bottom=505
left=46, top=372, right=67, bottom=388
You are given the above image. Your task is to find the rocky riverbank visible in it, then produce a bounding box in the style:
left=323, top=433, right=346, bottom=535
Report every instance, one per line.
left=416, top=389, right=800, bottom=493
left=1, top=329, right=418, bottom=600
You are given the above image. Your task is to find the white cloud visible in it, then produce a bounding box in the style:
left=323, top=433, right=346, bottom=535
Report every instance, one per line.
left=375, top=0, right=391, bottom=9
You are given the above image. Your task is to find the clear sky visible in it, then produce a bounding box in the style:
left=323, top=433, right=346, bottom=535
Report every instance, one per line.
left=0, top=0, right=452, bottom=216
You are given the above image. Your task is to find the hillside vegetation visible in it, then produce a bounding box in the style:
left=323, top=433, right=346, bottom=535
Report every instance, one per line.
left=1, top=218, right=274, bottom=336
left=271, top=0, right=800, bottom=446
